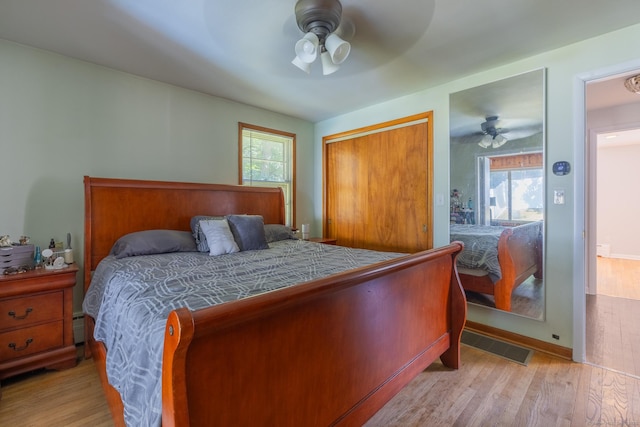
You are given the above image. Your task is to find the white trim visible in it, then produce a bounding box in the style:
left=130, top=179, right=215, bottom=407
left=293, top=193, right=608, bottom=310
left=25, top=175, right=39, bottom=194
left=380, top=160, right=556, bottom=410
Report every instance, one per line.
left=608, top=253, right=640, bottom=261
left=324, top=117, right=428, bottom=144
left=573, top=74, right=587, bottom=363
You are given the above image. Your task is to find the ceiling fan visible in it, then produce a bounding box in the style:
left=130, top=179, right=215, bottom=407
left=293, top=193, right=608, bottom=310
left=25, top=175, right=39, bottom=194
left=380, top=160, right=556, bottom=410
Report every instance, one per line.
left=291, top=0, right=353, bottom=75
left=478, top=116, right=509, bottom=148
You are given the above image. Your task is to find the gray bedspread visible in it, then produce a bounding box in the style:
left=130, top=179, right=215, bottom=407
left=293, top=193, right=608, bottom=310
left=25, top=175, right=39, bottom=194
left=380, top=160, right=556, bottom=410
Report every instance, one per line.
left=450, top=222, right=541, bottom=283
left=82, top=239, right=403, bottom=427
left=450, top=224, right=507, bottom=282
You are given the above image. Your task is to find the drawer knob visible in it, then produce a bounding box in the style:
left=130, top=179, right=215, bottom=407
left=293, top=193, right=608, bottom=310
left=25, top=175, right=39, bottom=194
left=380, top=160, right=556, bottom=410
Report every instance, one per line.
left=8, top=307, right=33, bottom=320
left=9, top=338, right=33, bottom=352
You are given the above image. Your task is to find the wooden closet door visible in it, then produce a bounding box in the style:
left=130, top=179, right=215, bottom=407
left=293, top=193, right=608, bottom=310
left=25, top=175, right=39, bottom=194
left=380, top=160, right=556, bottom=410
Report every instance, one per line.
left=324, top=113, right=432, bottom=253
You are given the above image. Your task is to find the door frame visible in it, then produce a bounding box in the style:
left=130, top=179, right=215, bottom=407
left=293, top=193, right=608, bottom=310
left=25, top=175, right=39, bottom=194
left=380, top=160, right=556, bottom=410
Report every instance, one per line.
left=573, top=58, right=640, bottom=363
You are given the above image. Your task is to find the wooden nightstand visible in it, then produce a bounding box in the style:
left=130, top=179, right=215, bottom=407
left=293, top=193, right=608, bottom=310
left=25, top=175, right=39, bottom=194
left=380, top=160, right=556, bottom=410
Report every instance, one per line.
left=308, top=237, right=338, bottom=245
left=0, top=265, right=78, bottom=395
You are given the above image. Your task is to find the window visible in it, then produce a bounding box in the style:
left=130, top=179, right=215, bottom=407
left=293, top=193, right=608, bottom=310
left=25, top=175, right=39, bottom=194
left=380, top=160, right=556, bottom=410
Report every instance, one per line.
left=238, top=123, right=296, bottom=226
left=488, top=153, right=543, bottom=222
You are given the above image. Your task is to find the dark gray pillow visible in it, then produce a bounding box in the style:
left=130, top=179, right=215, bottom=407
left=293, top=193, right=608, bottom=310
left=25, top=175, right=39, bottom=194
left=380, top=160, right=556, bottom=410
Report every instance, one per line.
left=190, top=215, right=224, bottom=252
left=226, top=215, right=269, bottom=251
left=110, top=230, right=197, bottom=259
left=264, top=224, right=296, bottom=243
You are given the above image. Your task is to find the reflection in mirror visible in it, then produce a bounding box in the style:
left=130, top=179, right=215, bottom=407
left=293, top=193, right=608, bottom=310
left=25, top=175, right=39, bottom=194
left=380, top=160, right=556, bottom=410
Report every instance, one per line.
left=449, top=69, right=545, bottom=320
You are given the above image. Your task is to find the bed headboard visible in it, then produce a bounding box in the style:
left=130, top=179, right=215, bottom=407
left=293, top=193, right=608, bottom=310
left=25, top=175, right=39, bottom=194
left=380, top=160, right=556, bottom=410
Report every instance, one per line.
left=83, top=176, right=285, bottom=291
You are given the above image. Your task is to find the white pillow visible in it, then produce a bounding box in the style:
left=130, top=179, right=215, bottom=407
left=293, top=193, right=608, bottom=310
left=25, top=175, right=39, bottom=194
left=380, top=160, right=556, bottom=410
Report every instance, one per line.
left=198, top=219, right=240, bottom=256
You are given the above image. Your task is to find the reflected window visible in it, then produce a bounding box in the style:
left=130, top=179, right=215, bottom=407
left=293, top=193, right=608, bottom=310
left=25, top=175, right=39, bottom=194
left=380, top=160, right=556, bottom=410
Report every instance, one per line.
left=488, top=152, right=543, bottom=222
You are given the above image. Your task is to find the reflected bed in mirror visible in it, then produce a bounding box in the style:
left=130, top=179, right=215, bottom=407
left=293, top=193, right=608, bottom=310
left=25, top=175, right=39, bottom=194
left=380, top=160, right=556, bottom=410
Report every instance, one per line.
left=449, top=68, right=545, bottom=320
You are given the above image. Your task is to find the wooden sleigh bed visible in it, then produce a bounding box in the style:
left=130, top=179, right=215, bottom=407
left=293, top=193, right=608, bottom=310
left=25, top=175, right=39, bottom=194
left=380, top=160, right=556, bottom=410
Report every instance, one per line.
left=451, top=222, right=543, bottom=312
left=83, top=176, right=467, bottom=426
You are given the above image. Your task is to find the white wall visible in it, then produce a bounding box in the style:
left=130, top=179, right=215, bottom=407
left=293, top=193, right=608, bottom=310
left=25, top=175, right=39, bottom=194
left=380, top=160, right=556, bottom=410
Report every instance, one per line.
left=315, top=23, right=640, bottom=350
left=597, top=142, right=640, bottom=259
left=588, top=102, right=640, bottom=260
left=0, top=39, right=315, bottom=313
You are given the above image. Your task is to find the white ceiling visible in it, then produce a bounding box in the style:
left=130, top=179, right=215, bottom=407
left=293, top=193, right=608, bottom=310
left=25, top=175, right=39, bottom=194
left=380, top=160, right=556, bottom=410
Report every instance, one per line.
left=588, top=73, right=640, bottom=148
left=1, top=0, right=640, bottom=122
left=587, top=73, right=640, bottom=111
left=597, top=129, right=640, bottom=147
left=449, top=69, right=545, bottom=140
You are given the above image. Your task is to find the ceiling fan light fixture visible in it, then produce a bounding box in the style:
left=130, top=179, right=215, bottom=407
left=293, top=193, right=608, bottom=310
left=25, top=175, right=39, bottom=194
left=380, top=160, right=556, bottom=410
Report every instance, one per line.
left=324, top=33, right=350, bottom=64
left=624, top=75, right=640, bottom=94
left=292, top=0, right=352, bottom=75
left=492, top=134, right=508, bottom=148
left=292, top=56, right=312, bottom=73
left=478, top=134, right=493, bottom=148
left=478, top=115, right=509, bottom=148
left=321, top=50, right=340, bottom=75
left=294, top=32, right=319, bottom=63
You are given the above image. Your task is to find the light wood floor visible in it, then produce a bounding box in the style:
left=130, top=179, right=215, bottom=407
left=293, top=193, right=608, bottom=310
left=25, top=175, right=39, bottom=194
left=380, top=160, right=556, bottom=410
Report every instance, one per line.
left=367, top=346, right=640, bottom=427
left=1, top=258, right=638, bottom=426
left=586, top=257, right=640, bottom=378
left=2, top=343, right=639, bottom=426
left=0, top=348, right=112, bottom=426
left=596, top=257, right=640, bottom=300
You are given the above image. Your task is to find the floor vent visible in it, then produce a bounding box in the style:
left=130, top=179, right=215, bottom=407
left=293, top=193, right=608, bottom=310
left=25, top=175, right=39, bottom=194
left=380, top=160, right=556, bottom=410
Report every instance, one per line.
left=461, top=330, right=533, bottom=366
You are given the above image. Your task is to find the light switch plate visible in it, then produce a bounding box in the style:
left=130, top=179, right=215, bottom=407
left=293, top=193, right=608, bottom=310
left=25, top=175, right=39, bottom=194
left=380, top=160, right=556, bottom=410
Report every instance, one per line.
left=554, top=189, right=565, bottom=205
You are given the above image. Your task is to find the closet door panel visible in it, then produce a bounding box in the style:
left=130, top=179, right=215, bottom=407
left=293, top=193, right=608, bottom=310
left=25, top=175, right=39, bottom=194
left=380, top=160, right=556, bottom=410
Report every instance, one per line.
left=366, top=124, right=428, bottom=252
left=324, top=113, right=432, bottom=253
left=326, top=137, right=368, bottom=248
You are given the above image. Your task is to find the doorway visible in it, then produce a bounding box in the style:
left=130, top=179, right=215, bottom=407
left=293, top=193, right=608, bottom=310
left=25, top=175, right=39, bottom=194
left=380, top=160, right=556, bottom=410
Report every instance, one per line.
left=584, top=72, right=640, bottom=376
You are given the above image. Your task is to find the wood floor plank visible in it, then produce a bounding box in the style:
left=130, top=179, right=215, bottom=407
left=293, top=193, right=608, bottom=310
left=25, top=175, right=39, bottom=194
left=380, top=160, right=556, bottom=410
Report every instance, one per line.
left=0, top=353, right=112, bottom=427
left=597, top=258, right=640, bottom=300
left=2, top=342, right=640, bottom=426
left=570, top=364, right=590, bottom=427
left=587, top=364, right=605, bottom=425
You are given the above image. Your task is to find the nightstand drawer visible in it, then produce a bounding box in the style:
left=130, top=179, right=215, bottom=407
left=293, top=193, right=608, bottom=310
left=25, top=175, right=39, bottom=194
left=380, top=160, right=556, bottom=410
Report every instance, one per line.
left=0, top=292, right=63, bottom=331
left=0, top=321, right=63, bottom=362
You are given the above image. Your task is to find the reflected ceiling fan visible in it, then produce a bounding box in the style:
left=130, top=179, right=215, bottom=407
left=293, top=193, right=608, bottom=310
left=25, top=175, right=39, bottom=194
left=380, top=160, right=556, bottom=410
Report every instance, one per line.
left=478, top=116, right=509, bottom=148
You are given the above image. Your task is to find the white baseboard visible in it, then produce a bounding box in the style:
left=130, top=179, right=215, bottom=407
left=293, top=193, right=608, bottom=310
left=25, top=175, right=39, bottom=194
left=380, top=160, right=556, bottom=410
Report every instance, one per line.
left=609, top=253, right=640, bottom=261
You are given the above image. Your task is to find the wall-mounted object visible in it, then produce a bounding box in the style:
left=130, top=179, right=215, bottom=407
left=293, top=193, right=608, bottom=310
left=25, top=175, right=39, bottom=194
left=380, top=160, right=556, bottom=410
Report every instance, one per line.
left=449, top=68, right=546, bottom=320
left=552, top=161, right=571, bottom=176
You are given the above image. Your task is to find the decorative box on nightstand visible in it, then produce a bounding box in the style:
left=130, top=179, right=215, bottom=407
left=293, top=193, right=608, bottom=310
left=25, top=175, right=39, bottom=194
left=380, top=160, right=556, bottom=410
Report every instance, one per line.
left=0, top=265, right=78, bottom=394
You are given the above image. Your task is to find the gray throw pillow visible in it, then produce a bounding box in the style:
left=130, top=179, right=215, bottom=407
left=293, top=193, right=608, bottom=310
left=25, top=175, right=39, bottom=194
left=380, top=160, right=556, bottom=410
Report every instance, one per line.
left=226, top=215, right=269, bottom=251
left=198, top=219, right=240, bottom=256
left=110, top=230, right=197, bottom=259
left=264, top=224, right=296, bottom=243
left=190, top=215, right=224, bottom=252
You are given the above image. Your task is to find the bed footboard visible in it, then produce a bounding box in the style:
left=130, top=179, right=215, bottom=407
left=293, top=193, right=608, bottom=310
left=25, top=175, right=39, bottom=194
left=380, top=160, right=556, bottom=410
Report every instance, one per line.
left=162, top=242, right=466, bottom=426
left=459, top=221, right=542, bottom=311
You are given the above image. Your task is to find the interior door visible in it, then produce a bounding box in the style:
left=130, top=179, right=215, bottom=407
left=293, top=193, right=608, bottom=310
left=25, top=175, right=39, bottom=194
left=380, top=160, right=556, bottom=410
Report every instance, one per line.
left=324, top=112, right=433, bottom=253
